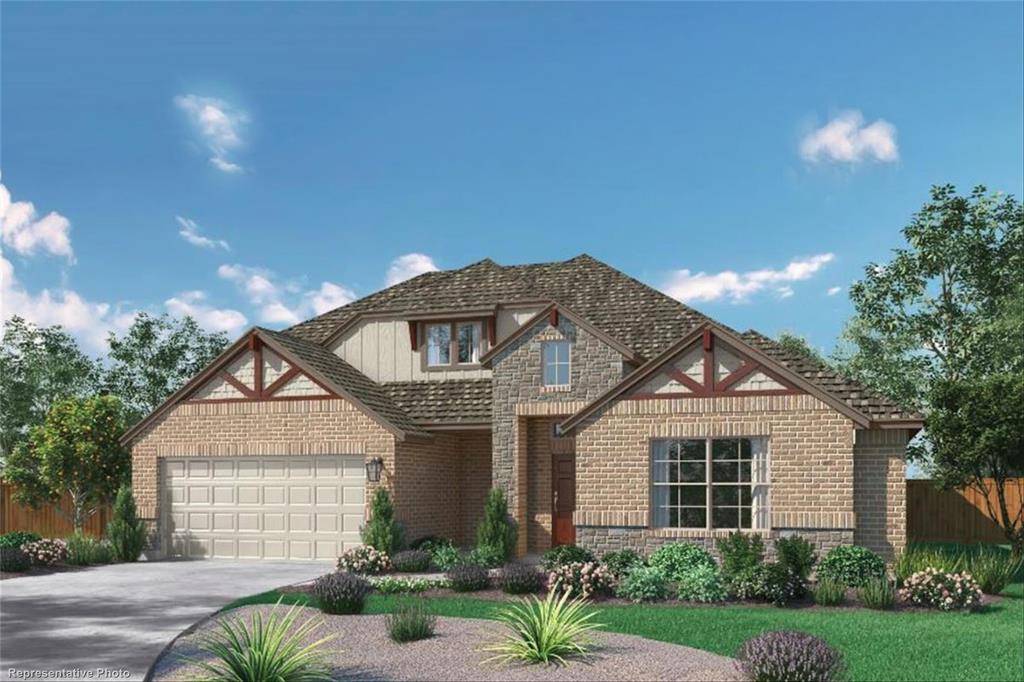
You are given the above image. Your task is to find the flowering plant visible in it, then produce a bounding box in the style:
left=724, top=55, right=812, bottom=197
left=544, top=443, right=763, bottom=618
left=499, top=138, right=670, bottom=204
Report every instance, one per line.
left=21, top=538, right=68, bottom=566
left=336, top=546, right=391, bottom=575
left=547, top=561, right=614, bottom=599
left=899, top=568, right=983, bottom=611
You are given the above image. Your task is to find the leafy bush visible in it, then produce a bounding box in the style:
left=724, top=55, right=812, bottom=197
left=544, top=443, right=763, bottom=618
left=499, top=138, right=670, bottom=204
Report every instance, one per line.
left=0, top=546, right=32, bottom=572
left=21, top=538, right=67, bottom=566
left=894, top=545, right=965, bottom=584
left=361, top=487, right=404, bottom=554
left=371, top=576, right=447, bottom=594
left=649, top=542, right=715, bottom=581
left=676, top=564, right=728, bottom=603
left=414, top=537, right=462, bottom=570
left=446, top=564, right=490, bottom=592
left=0, top=531, right=41, bottom=549
left=188, top=599, right=333, bottom=682
left=900, top=569, right=983, bottom=611
left=547, top=561, right=614, bottom=600
left=859, top=578, right=896, bottom=610
left=717, top=532, right=765, bottom=578
left=410, top=535, right=445, bottom=550
left=775, top=536, right=817, bottom=580
left=386, top=600, right=437, bottom=643
left=736, top=630, right=846, bottom=682
left=601, top=549, right=645, bottom=578
left=483, top=590, right=602, bottom=665
left=476, top=488, right=517, bottom=562
left=895, top=544, right=1021, bottom=595
left=467, top=544, right=506, bottom=569
left=729, top=563, right=803, bottom=606
left=541, top=544, right=596, bottom=570
left=615, top=565, right=671, bottom=603
left=106, top=485, right=147, bottom=562
left=336, top=546, right=391, bottom=575
left=964, top=548, right=1023, bottom=595
left=313, top=571, right=373, bottom=614
left=816, top=545, right=885, bottom=588
left=812, top=578, right=846, bottom=606
left=729, top=564, right=772, bottom=601
left=499, top=562, right=543, bottom=595
left=391, top=549, right=431, bottom=573
left=65, top=531, right=113, bottom=565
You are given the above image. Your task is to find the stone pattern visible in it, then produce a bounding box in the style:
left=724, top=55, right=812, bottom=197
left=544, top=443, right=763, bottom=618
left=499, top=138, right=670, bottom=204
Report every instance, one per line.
left=853, top=429, right=910, bottom=560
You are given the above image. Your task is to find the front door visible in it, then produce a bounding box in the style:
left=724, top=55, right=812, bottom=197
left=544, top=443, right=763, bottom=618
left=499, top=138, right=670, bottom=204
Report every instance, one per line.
left=552, top=452, right=576, bottom=546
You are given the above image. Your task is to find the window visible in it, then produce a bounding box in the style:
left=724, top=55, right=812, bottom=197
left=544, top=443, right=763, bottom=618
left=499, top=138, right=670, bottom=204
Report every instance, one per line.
left=543, top=341, right=570, bottom=387
left=651, top=437, right=769, bottom=530
left=426, top=323, right=451, bottom=367
left=456, top=322, right=481, bottom=364
left=424, top=321, right=484, bottom=368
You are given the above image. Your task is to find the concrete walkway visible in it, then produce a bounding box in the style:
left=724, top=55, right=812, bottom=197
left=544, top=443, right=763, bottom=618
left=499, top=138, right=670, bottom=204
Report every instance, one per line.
left=0, top=559, right=332, bottom=681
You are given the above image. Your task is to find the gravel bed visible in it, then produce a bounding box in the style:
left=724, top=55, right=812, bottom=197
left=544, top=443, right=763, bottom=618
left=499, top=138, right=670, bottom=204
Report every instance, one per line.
left=152, top=605, right=741, bottom=681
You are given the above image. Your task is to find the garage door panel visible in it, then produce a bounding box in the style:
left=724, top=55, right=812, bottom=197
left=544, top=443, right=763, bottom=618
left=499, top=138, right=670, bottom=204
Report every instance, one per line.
left=238, top=486, right=261, bottom=504
left=213, top=460, right=234, bottom=478
left=264, top=486, right=286, bottom=504
left=289, top=486, right=312, bottom=504
left=213, top=486, right=234, bottom=504
left=188, top=486, right=210, bottom=504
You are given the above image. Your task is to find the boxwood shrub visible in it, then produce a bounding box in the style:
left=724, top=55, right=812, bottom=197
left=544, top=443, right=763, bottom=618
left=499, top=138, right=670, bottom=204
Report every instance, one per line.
left=817, top=545, right=885, bottom=588
left=649, top=542, right=715, bottom=581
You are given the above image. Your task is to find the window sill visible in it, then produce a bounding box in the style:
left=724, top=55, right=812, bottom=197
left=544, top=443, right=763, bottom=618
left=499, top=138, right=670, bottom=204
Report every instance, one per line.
left=540, top=384, right=572, bottom=393
left=423, top=363, right=483, bottom=372
left=648, top=527, right=772, bottom=538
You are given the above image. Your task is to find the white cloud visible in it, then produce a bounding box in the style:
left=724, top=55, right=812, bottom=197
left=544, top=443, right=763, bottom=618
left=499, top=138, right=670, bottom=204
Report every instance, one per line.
left=164, top=290, right=248, bottom=334
left=176, top=216, right=230, bottom=251
left=800, top=111, right=898, bottom=164
left=663, top=253, right=835, bottom=304
left=0, top=183, right=74, bottom=261
left=827, top=286, right=843, bottom=296
left=306, top=281, right=357, bottom=316
left=174, top=94, right=249, bottom=173
left=386, top=253, right=439, bottom=287
left=218, top=262, right=355, bottom=325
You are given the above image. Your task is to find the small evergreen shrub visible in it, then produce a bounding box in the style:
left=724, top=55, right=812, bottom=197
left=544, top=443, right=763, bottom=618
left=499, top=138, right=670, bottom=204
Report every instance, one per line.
left=467, top=544, right=505, bottom=568
left=601, top=549, right=645, bottom=578
left=446, top=564, right=490, bottom=592
left=541, top=544, right=596, bottom=570
left=717, top=532, right=765, bottom=578
left=361, top=488, right=404, bottom=554
left=812, top=578, right=846, bottom=606
left=499, top=562, right=543, bottom=595
left=736, top=631, right=846, bottom=682
left=649, top=542, right=715, bottom=581
left=547, top=561, right=614, bottom=600
left=410, top=535, right=444, bottom=550
left=0, top=546, right=31, bottom=572
left=313, top=571, right=373, bottom=614
left=391, top=549, right=431, bottom=573
left=106, top=485, right=147, bottom=562
left=21, top=538, right=67, bottom=566
left=676, top=564, right=728, bottom=603
left=371, top=576, right=447, bottom=594
left=65, top=531, right=113, bottom=565
left=336, top=546, right=391, bottom=575
left=900, top=569, right=983, bottom=611
left=775, top=535, right=817, bottom=580
left=859, top=578, right=896, bottom=610
left=762, top=562, right=806, bottom=607
left=476, top=488, right=517, bottom=561
left=817, top=545, right=885, bottom=588
left=615, top=565, right=671, bottom=603
left=0, top=531, right=42, bottom=549
left=729, top=564, right=772, bottom=601
left=386, top=600, right=437, bottom=643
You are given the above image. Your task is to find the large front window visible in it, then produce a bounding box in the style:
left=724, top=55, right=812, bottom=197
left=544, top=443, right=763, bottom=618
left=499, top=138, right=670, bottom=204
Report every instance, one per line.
left=651, top=437, right=769, bottom=530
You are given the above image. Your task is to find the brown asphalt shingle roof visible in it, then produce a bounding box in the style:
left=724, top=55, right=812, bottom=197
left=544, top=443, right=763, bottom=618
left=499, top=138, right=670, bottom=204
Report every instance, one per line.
left=382, top=379, right=492, bottom=425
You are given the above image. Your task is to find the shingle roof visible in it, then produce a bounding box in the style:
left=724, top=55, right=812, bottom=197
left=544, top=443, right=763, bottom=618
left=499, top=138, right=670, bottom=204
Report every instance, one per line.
left=382, top=379, right=492, bottom=425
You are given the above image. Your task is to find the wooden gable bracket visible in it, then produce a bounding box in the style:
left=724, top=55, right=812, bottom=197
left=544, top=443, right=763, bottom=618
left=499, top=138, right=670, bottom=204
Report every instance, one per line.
left=549, top=306, right=559, bottom=327
left=408, top=321, right=418, bottom=351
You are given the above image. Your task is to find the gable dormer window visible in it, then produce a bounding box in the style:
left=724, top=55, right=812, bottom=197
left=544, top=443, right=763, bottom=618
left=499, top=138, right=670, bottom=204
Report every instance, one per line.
left=456, top=321, right=482, bottom=364
left=424, top=320, right=484, bottom=369
left=426, top=323, right=451, bottom=366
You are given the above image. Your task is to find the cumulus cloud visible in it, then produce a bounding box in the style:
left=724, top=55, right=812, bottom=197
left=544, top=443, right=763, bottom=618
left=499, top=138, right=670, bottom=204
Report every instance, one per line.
left=177, top=216, right=230, bottom=251
left=164, top=290, right=248, bottom=334
left=174, top=94, right=248, bottom=173
left=662, top=254, right=835, bottom=304
left=800, top=111, right=898, bottom=164
left=305, top=281, right=357, bottom=316
left=218, top=262, right=355, bottom=325
left=827, top=286, right=843, bottom=296
left=386, top=253, right=439, bottom=287
left=0, top=183, right=74, bottom=261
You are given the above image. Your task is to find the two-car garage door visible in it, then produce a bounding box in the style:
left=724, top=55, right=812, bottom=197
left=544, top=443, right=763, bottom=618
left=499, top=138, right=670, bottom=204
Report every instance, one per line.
left=163, top=455, right=365, bottom=560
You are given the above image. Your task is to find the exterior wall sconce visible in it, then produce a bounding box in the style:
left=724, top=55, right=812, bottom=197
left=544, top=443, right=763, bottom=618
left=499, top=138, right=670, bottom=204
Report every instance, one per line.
left=365, top=457, right=384, bottom=483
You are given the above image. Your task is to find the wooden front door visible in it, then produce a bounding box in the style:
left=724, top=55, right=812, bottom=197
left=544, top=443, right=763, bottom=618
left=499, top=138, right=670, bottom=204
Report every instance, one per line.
left=552, top=452, right=576, bottom=546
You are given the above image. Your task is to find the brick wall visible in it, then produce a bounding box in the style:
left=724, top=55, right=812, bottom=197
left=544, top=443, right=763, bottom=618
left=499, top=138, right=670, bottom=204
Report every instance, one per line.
left=459, top=429, right=493, bottom=546
left=853, top=429, right=909, bottom=560
left=527, top=418, right=554, bottom=553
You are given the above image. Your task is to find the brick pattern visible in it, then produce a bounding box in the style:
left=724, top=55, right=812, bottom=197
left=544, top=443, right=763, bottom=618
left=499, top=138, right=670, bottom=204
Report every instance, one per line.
left=853, top=429, right=909, bottom=560
left=527, top=418, right=554, bottom=553
left=458, top=430, right=494, bottom=545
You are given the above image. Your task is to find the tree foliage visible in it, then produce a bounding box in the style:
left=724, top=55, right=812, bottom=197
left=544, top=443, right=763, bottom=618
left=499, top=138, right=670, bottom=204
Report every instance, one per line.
left=775, top=331, right=826, bottom=365
left=106, top=484, right=148, bottom=562
left=476, top=487, right=518, bottom=560
left=361, top=486, right=404, bottom=554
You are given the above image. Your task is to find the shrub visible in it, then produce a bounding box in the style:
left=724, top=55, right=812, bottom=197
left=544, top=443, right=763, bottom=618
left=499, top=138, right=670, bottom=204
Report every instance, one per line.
left=446, top=564, right=490, bottom=592
left=430, top=544, right=463, bottom=571
left=816, top=545, right=885, bottom=588
left=386, top=600, right=437, bottom=643
left=188, top=599, right=333, bottom=682
left=812, top=578, right=846, bottom=606
left=541, top=544, right=596, bottom=570
left=547, top=561, right=614, bottom=600
left=894, top=545, right=965, bottom=584
left=336, top=546, right=391, bottom=575
left=859, top=577, right=896, bottom=610
left=775, top=536, right=817, bottom=580
left=313, top=571, right=373, bottom=614
left=900, top=569, right=983, bottom=611
left=467, top=544, right=506, bottom=569
left=410, top=535, right=445, bottom=550
left=676, top=564, right=728, bottom=603
left=361, top=488, right=404, bottom=554
left=649, top=542, right=715, bottom=581
left=0, top=546, right=31, bottom=572
left=964, top=548, right=1023, bottom=595
left=499, top=562, right=544, bottom=595
left=762, top=562, right=806, bottom=607
left=371, top=576, right=447, bottom=594
left=736, top=630, right=846, bottom=682
left=717, top=532, right=765, bottom=578
left=65, top=531, right=113, bottom=565
left=21, top=538, right=67, bottom=566
left=476, top=488, right=517, bottom=562
left=0, top=531, right=42, bottom=549
left=615, top=565, right=671, bottom=603
left=601, top=549, right=645, bottom=578
left=106, top=485, right=147, bottom=562
left=483, top=590, right=602, bottom=665
left=391, top=550, right=432, bottom=573
left=729, top=564, right=772, bottom=601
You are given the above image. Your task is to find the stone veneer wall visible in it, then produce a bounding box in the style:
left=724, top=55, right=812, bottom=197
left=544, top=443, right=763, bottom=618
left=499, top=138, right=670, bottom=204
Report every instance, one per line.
left=853, top=429, right=910, bottom=560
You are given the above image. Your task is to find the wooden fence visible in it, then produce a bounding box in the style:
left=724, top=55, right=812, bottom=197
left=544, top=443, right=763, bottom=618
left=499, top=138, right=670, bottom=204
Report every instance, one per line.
left=907, top=478, right=1023, bottom=545
left=0, top=482, right=110, bottom=538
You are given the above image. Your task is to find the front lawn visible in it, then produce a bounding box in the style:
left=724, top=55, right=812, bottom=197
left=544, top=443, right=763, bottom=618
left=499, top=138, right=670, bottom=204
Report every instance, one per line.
left=226, top=583, right=1023, bottom=682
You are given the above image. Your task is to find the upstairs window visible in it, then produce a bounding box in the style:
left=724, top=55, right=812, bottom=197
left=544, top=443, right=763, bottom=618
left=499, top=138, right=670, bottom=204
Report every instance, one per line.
left=426, top=323, right=451, bottom=366
left=456, top=322, right=482, bottom=364
left=543, top=341, right=571, bottom=387
left=424, top=321, right=484, bottom=369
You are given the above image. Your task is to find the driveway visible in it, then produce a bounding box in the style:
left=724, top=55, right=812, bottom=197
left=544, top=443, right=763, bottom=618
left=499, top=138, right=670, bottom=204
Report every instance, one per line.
left=0, top=559, right=332, bottom=681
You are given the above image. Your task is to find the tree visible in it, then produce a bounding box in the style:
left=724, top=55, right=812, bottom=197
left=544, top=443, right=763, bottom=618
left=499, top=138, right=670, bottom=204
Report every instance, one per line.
left=0, top=317, right=101, bottom=458
left=104, top=313, right=229, bottom=424
left=106, top=484, right=148, bottom=562
left=476, top=488, right=518, bottom=559
left=4, top=395, right=130, bottom=531
left=775, top=331, right=826, bottom=365
left=361, top=487, right=404, bottom=554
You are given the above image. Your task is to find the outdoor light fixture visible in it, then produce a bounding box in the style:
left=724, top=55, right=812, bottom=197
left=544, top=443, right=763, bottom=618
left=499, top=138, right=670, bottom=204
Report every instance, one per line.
left=365, top=457, right=384, bottom=483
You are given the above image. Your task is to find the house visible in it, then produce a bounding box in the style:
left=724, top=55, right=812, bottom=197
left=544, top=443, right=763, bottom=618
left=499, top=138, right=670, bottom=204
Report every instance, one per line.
left=122, top=254, right=921, bottom=563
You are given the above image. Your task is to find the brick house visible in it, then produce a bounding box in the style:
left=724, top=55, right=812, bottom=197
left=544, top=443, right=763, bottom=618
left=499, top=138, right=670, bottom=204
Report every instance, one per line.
left=123, top=255, right=920, bottom=562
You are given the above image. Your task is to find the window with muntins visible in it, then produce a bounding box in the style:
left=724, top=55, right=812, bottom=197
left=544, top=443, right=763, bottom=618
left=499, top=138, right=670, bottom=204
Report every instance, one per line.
left=426, top=323, right=451, bottom=366
left=456, top=322, right=481, bottom=364
left=542, top=341, right=570, bottom=387
left=650, top=437, right=769, bottom=530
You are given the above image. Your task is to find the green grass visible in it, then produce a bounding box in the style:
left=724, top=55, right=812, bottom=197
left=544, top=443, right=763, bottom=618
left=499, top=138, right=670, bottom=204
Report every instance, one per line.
left=224, top=583, right=1024, bottom=682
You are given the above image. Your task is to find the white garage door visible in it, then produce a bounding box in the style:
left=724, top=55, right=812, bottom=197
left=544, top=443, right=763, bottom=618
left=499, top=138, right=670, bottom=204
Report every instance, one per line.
left=163, top=456, right=365, bottom=560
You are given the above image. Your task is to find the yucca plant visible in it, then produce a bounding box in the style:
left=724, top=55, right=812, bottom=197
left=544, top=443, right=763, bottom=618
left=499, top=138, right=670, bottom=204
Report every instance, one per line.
left=187, top=600, right=336, bottom=682
left=484, top=589, right=603, bottom=665
left=965, top=549, right=1023, bottom=595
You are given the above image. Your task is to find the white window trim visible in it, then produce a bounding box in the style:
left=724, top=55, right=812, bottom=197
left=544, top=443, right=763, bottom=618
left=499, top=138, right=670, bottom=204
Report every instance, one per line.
left=456, top=321, right=482, bottom=365
left=542, top=340, right=571, bottom=388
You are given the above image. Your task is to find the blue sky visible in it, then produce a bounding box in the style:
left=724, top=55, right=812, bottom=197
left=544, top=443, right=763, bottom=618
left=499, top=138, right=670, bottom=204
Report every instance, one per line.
left=2, top=2, right=1022, bottom=355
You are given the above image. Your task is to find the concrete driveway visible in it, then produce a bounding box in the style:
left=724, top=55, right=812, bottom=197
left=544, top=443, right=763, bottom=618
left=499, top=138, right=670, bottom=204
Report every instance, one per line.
left=0, top=559, right=332, bottom=681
